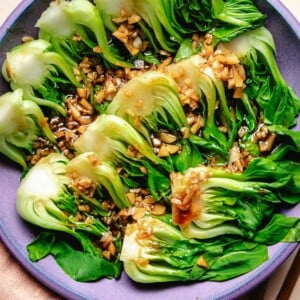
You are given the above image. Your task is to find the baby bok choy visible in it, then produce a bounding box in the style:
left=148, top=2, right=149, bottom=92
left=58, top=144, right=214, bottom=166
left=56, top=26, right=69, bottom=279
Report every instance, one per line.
left=218, top=26, right=300, bottom=128
left=106, top=70, right=205, bottom=171
left=16, top=153, right=121, bottom=281
left=120, top=215, right=268, bottom=283
left=94, top=0, right=265, bottom=55
left=266, top=125, right=300, bottom=161
left=93, top=0, right=135, bottom=32
left=210, top=0, right=266, bottom=42
left=74, top=114, right=165, bottom=167
left=66, top=152, right=131, bottom=208
left=36, top=0, right=132, bottom=68
left=2, top=39, right=80, bottom=116
left=167, top=54, right=242, bottom=160
left=163, top=0, right=266, bottom=45
left=0, top=89, right=55, bottom=169
left=170, top=157, right=300, bottom=244
left=106, top=71, right=188, bottom=141
left=94, top=0, right=183, bottom=53
left=74, top=114, right=172, bottom=199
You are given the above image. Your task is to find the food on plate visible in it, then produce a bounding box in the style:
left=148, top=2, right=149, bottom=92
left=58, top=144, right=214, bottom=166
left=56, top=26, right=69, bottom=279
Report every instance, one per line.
left=0, top=0, right=299, bottom=283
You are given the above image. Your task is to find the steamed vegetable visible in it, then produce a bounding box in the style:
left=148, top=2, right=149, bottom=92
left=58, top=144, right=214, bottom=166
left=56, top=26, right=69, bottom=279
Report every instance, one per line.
left=107, top=71, right=188, bottom=140
left=0, top=89, right=55, bottom=168
left=106, top=69, right=209, bottom=169
left=74, top=113, right=168, bottom=168
left=27, top=231, right=121, bottom=281
left=74, top=114, right=172, bottom=199
left=167, top=55, right=236, bottom=155
left=16, top=153, right=121, bottom=280
left=94, top=0, right=134, bottom=32
left=0, top=0, right=299, bottom=286
left=218, top=26, right=300, bottom=127
left=94, top=0, right=265, bottom=53
left=267, top=125, right=300, bottom=160
left=36, top=0, right=132, bottom=68
left=94, top=0, right=182, bottom=53
left=66, top=152, right=131, bottom=208
left=210, top=0, right=266, bottom=42
left=239, top=124, right=300, bottom=162
left=120, top=215, right=268, bottom=283
left=2, top=39, right=80, bottom=115
left=170, top=157, right=300, bottom=242
left=17, top=153, right=107, bottom=253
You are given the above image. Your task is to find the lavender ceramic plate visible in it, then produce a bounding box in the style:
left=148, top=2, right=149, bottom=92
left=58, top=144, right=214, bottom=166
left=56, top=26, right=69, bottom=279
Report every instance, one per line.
left=0, top=1, right=299, bottom=299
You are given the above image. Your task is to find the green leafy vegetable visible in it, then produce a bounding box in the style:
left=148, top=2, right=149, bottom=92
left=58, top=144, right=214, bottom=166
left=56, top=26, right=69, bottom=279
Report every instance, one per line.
left=16, top=153, right=109, bottom=256
left=95, top=0, right=265, bottom=54
left=94, top=0, right=134, bottom=32
left=66, top=152, right=131, bottom=208
left=74, top=113, right=169, bottom=169
left=267, top=125, right=300, bottom=160
left=74, top=113, right=174, bottom=199
left=27, top=231, right=121, bottom=281
left=95, top=0, right=182, bottom=52
left=36, top=0, right=132, bottom=68
left=0, top=89, right=55, bottom=168
left=107, top=71, right=187, bottom=140
left=211, top=0, right=266, bottom=42
left=168, top=54, right=237, bottom=156
left=170, top=157, right=300, bottom=241
left=219, top=26, right=300, bottom=127
left=254, top=214, right=300, bottom=245
left=120, top=215, right=268, bottom=283
left=2, top=39, right=81, bottom=115
left=0, top=0, right=299, bottom=286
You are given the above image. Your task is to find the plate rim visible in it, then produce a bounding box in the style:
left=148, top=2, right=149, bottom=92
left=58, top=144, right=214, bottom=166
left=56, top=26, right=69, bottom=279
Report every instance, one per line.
left=1, top=0, right=299, bottom=40
left=267, top=0, right=300, bottom=39
left=0, top=1, right=299, bottom=300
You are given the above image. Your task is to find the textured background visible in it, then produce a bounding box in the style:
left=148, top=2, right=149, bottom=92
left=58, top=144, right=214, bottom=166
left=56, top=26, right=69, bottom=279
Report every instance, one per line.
left=0, top=1, right=299, bottom=300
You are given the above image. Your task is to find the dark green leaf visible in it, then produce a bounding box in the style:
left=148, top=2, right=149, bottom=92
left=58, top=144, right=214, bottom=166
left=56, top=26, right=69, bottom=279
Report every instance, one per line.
left=144, top=162, right=170, bottom=200
left=51, top=240, right=121, bottom=281
left=202, top=242, right=268, bottom=281
left=173, top=139, right=203, bottom=172
left=254, top=214, right=300, bottom=244
left=27, top=231, right=56, bottom=262
left=174, top=38, right=201, bottom=63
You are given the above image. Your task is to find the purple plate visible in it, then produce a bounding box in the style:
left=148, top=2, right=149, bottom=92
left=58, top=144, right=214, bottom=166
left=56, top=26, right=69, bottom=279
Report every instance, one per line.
left=0, top=1, right=299, bottom=299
